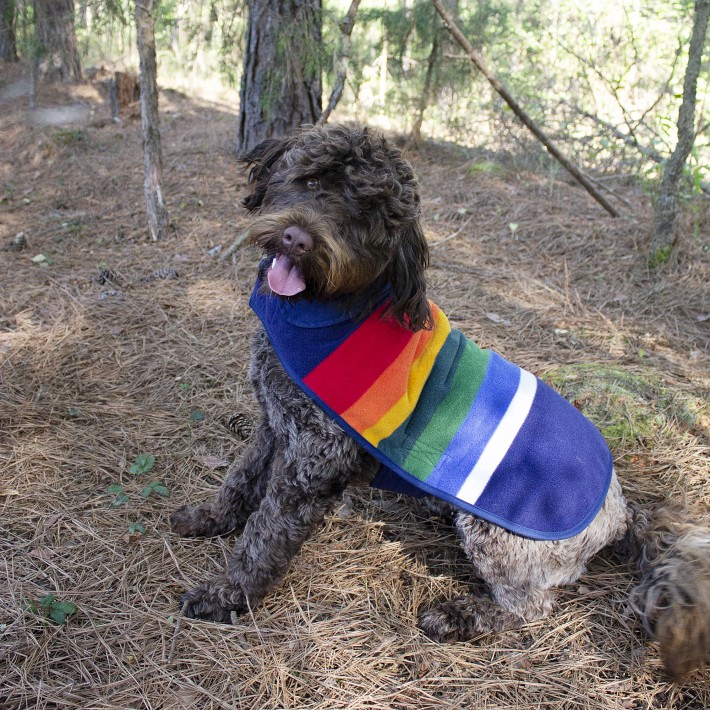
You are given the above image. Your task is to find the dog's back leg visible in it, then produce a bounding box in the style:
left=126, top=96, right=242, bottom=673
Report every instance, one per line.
left=420, top=472, right=629, bottom=643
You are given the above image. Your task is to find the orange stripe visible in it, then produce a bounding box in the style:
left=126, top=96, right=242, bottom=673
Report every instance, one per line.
left=302, top=302, right=411, bottom=413
left=341, top=304, right=445, bottom=433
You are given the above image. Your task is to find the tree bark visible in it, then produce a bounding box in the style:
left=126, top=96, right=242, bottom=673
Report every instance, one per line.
left=33, top=0, right=81, bottom=82
left=0, top=0, right=17, bottom=62
left=316, top=0, right=360, bottom=126
left=136, top=0, right=169, bottom=241
left=650, top=0, right=710, bottom=262
left=237, top=0, right=322, bottom=154
left=432, top=0, right=619, bottom=217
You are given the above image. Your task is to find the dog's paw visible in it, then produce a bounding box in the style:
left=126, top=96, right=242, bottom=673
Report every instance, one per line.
left=418, top=602, right=475, bottom=643
left=419, top=593, right=526, bottom=642
left=179, top=582, right=246, bottom=623
left=170, top=504, right=221, bottom=538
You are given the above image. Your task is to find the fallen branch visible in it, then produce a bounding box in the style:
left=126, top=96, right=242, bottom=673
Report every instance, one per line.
left=219, top=228, right=249, bottom=261
left=432, top=0, right=619, bottom=217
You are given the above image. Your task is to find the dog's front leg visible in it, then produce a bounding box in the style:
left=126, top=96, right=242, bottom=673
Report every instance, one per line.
left=170, top=419, right=276, bottom=538
left=179, top=436, right=364, bottom=622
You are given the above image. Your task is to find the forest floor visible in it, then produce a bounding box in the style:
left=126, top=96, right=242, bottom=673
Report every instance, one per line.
left=1, top=62, right=709, bottom=709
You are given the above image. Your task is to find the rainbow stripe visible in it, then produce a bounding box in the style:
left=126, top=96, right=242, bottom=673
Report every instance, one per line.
left=250, top=284, right=613, bottom=540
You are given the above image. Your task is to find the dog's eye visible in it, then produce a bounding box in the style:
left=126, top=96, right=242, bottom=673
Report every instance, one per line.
left=306, top=178, right=319, bottom=191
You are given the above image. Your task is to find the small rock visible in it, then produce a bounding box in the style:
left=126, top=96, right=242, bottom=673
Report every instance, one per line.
left=142, top=267, right=178, bottom=282
left=6, top=232, right=27, bottom=251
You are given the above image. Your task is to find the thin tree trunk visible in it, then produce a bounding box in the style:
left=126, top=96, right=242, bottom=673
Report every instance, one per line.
left=317, top=0, right=360, bottom=126
left=0, top=0, right=17, bottom=61
left=33, top=0, right=81, bottom=81
left=650, top=0, right=710, bottom=262
left=410, top=27, right=440, bottom=144
left=136, top=0, right=169, bottom=241
left=432, top=0, right=619, bottom=217
left=237, top=0, right=322, bottom=154
left=378, top=34, right=388, bottom=105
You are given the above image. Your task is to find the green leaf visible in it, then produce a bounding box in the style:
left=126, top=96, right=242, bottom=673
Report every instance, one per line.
left=32, top=595, right=77, bottom=624
left=140, top=480, right=171, bottom=498
left=111, top=492, right=129, bottom=507
left=128, top=522, right=145, bottom=534
left=129, top=454, right=155, bottom=476
left=107, top=484, right=124, bottom=494
left=189, top=411, right=205, bottom=422
left=53, top=601, right=78, bottom=615
left=49, top=608, right=67, bottom=624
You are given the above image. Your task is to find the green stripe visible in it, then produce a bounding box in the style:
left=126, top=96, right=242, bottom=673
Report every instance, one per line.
left=379, top=331, right=490, bottom=481
left=377, top=332, right=462, bottom=465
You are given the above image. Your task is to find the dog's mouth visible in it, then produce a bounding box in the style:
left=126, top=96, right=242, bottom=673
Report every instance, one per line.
left=266, top=254, right=307, bottom=296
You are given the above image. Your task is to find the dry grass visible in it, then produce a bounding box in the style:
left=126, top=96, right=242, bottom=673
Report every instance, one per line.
left=1, top=64, right=709, bottom=708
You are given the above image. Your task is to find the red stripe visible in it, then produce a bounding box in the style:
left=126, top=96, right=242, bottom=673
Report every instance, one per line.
left=303, top=303, right=415, bottom=413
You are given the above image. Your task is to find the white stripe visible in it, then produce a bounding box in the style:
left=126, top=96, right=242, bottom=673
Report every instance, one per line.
left=456, top=369, right=538, bottom=505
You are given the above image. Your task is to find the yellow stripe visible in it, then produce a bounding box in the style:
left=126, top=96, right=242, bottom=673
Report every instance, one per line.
left=363, top=304, right=451, bottom=445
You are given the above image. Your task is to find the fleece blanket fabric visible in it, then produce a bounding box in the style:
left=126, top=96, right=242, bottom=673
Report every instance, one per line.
left=250, top=282, right=613, bottom=540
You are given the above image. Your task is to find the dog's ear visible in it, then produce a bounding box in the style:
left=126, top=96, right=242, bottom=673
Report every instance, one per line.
left=387, top=219, right=432, bottom=331
left=239, top=136, right=296, bottom=211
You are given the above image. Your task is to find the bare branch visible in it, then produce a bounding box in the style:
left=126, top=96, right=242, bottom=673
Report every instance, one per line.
left=562, top=99, right=664, bottom=164
left=432, top=0, right=619, bottom=217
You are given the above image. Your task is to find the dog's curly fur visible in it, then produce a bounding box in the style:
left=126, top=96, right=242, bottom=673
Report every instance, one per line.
left=171, top=124, right=710, bottom=679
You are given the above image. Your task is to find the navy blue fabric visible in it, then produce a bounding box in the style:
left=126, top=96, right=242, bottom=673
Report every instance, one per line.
left=474, top=379, right=613, bottom=536
left=250, top=284, right=358, bottom=378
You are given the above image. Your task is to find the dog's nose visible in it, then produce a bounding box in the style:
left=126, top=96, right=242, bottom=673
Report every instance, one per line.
left=282, top=226, right=313, bottom=256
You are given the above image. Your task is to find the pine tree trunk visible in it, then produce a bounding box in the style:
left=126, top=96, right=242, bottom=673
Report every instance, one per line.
left=136, top=0, right=169, bottom=241
left=237, top=0, right=322, bottom=154
left=0, top=0, right=18, bottom=62
left=650, top=0, right=710, bottom=264
left=33, top=0, right=81, bottom=82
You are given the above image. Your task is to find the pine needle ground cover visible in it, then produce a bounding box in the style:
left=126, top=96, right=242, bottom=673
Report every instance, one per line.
left=1, top=69, right=708, bottom=708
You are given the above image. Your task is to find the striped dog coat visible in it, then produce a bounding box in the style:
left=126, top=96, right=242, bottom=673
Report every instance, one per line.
left=250, top=282, right=613, bottom=540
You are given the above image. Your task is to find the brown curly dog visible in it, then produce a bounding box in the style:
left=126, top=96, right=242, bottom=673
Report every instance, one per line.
left=171, top=124, right=710, bottom=679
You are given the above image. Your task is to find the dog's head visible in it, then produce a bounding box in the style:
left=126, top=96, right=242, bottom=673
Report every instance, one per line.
left=240, top=125, right=431, bottom=330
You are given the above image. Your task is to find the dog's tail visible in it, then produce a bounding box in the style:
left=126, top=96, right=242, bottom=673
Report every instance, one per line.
left=621, top=502, right=710, bottom=678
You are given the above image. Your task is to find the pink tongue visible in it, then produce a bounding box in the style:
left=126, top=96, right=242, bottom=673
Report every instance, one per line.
left=267, top=255, right=306, bottom=296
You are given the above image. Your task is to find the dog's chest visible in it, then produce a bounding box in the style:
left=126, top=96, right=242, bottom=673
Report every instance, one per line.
left=249, top=328, right=352, bottom=443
